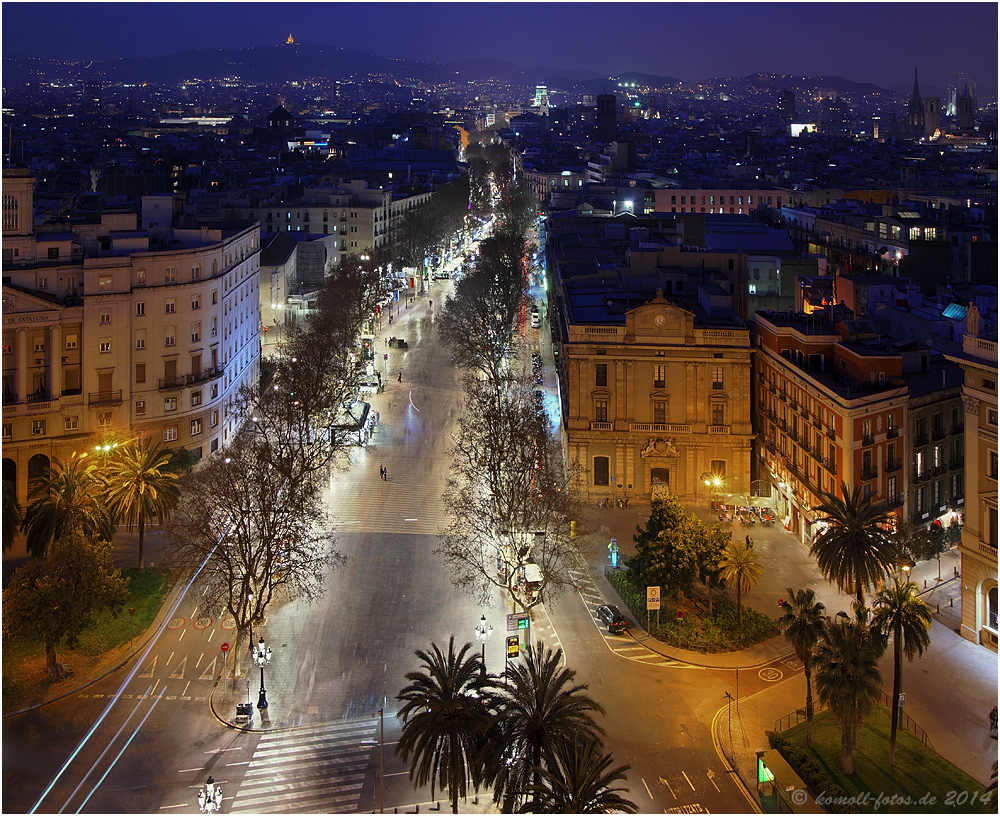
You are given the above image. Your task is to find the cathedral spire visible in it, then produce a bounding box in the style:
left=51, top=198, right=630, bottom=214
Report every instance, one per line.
left=907, top=67, right=924, bottom=134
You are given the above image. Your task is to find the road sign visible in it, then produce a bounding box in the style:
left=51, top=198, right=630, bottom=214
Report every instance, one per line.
left=646, top=586, right=661, bottom=610
left=506, top=636, right=520, bottom=658
left=221, top=642, right=230, bottom=652
left=506, top=613, right=529, bottom=632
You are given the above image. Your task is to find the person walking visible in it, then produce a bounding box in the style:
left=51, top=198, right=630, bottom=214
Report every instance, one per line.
left=397, top=371, right=402, bottom=383
left=383, top=466, right=388, bottom=481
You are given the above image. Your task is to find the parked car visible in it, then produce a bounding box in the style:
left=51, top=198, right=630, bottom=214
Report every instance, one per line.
left=388, top=337, right=408, bottom=349
left=596, top=604, right=627, bottom=634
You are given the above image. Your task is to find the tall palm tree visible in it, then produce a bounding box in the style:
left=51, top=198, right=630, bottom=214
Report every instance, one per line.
left=811, top=481, right=897, bottom=604
left=872, top=577, right=932, bottom=766
left=20, top=453, right=115, bottom=558
left=523, top=735, right=638, bottom=814
left=778, top=588, right=826, bottom=749
left=104, top=439, right=180, bottom=571
left=3, top=478, right=22, bottom=551
left=814, top=603, right=884, bottom=774
left=718, top=539, right=762, bottom=627
left=483, top=641, right=605, bottom=812
left=396, top=637, right=493, bottom=814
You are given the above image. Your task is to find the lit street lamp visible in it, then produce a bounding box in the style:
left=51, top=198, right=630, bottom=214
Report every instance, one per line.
left=252, top=636, right=272, bottom=709
left=475, top=614, right=493, bottom=668
left=197, top=776, right=224, bottom=813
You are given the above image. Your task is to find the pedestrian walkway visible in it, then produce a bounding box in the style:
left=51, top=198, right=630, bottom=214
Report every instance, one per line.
left=228, top=719, right=378, bottom=814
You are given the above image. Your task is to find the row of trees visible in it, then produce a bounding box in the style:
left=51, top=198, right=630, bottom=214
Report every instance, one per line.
left=2, top=439, right=180, bottom=678
left=396, top=637, right=637, bottom=814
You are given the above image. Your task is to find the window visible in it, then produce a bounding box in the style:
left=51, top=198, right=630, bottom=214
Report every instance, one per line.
left=192, top=295, right=201, bottom=310
left=990, top=451, right=998, bottom=480
left=712, top=404, right=724, bottom=426
left=709, top=460, right=727, bottom=479
left=653, top=401, right=666, bottom=424
left=99, top=275, right=113, bottom=291
left=98, top=312, right=111, bottom=325
left=932, top=480, right=941, bottom=505
left=164, top=397, right=177, bottom=412
left=38, top=276, right=48, bottom=289
left=100, top=338, right=111, bottom=353
left=136, top=301, right=145, bottom=317
left=191, top=390, right=202, bottom=407
left=192, top=265, right=201, bottom=280
left=595, top=399, right=608, bottom=422
left=165, top=267, right=177, bottom=284
left=595, top=363, right=608, bottom=387
left=983, top=378, right=995, bottom=391
left=915, top=486, right=925, bottom=513
left=191, top=323, right=201, bottom=342
left=1, top=423, right=10, bottom=440
left=33, top=340, right=46, bottom=352
left=211, top=317, right=218, bottom=337
left=97, top=412, right=112, bottom=428
left=212, top=290, right=218, bottom=305
left=135, top=330, right=146, bottom=350
left=165, top=330, right=175, bottom=347
left=211, top=383, right=219, bottom=399
left=65, top=334, right=78, bottom=350
left=887, top=475, right=897, bottom=502
left=712, top=366, right=724, bottom=390
left=32, top=419, right=46, bottom=436
left=165, top=299, right=176, bottom=314
left=135, top=363, right=146, bottom=383
left=653, top=365, right=666, bottom=389
left=136, top=268, right=146, bottom=286
left=163, top=427, right=178, bottom=442
left=63, top=415, right=79, bottom=431
left=593, top=456, right=610, bottom=486
left=210, top=409, right=219, bottom=428
left=887, top=412, right=896, bottom=431
left=915, top=451, right=925, bottom=476
left=190, top=418, right=202, bottom=436
left=989, top=409, right=998, bottom=427
left=135, top=400, right=145, bottom=416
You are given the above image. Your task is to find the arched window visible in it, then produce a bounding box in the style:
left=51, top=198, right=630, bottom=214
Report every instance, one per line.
left=28, top=453, right=49, bottom=492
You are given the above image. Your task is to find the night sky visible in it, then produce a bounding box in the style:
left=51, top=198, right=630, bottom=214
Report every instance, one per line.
left=2, top=1, right=997, bottom=95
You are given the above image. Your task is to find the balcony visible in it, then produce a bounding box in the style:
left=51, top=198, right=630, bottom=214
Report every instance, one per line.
left=949, top=456, right=964, bottom=470
left=812, top=445, right=824, bottom=460
left=886, top=457, right=902, bottom=473
left=2, top=392, right=17, bottom=406
left=767, top=382, right=776, bottom=394
left=886, top=493, right=904, bottom=509
left=800, top=405, right=809, bottom=419
left=824, top=457, right=838, bottom=475
left=950, top=422, right=964, bottom=436
left=159, top=376, right=186, bottom=391
left=861, top=465, right=878, bottom=481
left=789, top=398, right=798, bottom=410
left=778, top=389, right=787, bottom=402
left=932, top=426, right=946, bottom=441
left=590, top=421, right=612, bottom=431
left=886, top=427, right=899, bottom=439
left=826, top=426, right=836, bottom=440
left=913, top=433, right=929, bottom=447
left=767, top=409, right=777, bottom=422
left=788, top=427, right=798, bottom=442
left=912, top=468, right=929, bottom=484
left=709, top=425, right=731, bottom=434
left=88, top=390, right=123, bottom=406
left=862, top=433, right=874, bottom=446
left=763, top=438, right=776, bottom=454
left=26, top=390, right=52, bottom=404
left=812, top=416, right=822, bottom=429
left=187, top=365, right=224, bottom=385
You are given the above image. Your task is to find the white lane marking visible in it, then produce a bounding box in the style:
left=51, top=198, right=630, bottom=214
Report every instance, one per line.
left=181, top=681, right=191, bottom=697
left=166, top=651, right=174, bottom=667
left=405, top=518, right=418, bottom=522
left=207, top=628, right=215, bottom=642
left=178, top=768, right=203, bottom=773
left=642, top=777, right=654, bottom=799
left=682, top=770, right=696, bottom=791
left=178, top=629, right=186, bottom=642
left=408, top=392, right=420, bottom=412
left=195, top=653, right=203, bottom=669
left=661, top=776, right=677, bottom=800
left=707, top=769, right=720, bottom=792
left=205, top=747, right=243, bottom=753
left=227, top=761, right=251, bottom=766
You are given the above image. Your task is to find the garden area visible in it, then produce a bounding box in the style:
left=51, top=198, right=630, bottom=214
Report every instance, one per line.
left=771, top=707, right=993, bottom=814
left=608, top=495, right=779, bottom=651
left=2, top=566, right=171, bottom=711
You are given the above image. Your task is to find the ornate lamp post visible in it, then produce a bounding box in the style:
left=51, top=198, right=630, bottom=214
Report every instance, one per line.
left=474, top=614, right=493, bottom=668
left=197, top=776, right=224, bottom=813
left=252, top=636, right=272, bottom=709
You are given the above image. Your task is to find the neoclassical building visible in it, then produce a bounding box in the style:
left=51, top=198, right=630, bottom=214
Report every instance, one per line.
left=3, top=169, right=260, bottom=503
left=559, top=292, right=753, bottom=504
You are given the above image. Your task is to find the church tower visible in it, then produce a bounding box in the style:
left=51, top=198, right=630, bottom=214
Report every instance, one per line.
left=906, top=68, right=924, bottom=136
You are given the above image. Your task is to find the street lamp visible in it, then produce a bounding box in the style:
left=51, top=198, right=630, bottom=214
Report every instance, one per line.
left=197, top=776, right=224, bottom=813
left=475, top=614, right=494, bottom=667
left=252, top=636, right=272, bottom=709
left=724, top=691, right=734, bottom=749
left=896, top=555, right=915, bottom=581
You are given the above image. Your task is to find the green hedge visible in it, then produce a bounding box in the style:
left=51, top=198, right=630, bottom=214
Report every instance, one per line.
left=608, top=568, right=779, bottom=652
left=768, top=731, right=858, bottom=813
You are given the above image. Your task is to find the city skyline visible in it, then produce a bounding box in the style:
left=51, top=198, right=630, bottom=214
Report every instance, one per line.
left=2, top=1, right=998, bottom=96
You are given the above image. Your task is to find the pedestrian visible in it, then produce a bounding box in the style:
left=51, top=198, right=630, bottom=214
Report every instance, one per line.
left=383, top=466, right=388, bottom=481
left=398, top=371, right=402, bottom=383
left=379, top=465, right=384, bottom=480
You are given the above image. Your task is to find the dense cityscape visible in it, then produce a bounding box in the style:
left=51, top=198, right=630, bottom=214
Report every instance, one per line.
left=2, top=4, right=998, bottom=814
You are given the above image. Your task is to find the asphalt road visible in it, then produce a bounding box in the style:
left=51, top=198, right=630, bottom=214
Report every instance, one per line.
left=4, top=283, right=758, bottom=814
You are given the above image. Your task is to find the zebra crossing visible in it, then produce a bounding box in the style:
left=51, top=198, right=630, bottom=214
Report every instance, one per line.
left=229, top=719, right=378, bottom=813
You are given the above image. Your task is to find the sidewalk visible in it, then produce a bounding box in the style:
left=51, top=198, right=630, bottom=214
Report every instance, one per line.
left=578, top=500, right=998, bottom=786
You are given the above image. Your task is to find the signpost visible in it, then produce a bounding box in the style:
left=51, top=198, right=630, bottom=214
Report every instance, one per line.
left=221, top=642, right=229, bottom=689
left=506, top=636, right=520, bottom=658
left=646, top=586, right=661, bottom=630
left=506, top=613, right=529, bottom=632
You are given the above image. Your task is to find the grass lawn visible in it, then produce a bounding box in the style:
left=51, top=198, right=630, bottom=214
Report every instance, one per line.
left=2, top=567, right=172, bottom=711
left=783, top=708, right=994, bottom=814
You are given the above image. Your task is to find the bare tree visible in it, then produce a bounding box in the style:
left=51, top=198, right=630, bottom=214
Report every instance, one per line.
left=437, top=376, right=583, bottom=614
left=167, top=429, right=342, bottom=676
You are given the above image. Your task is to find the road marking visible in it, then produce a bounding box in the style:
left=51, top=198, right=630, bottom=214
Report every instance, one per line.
left=385, top=772, right=409, bottom=778
left=758, top=667, right=783, bottom=682
left=682, top=770, right=696, bottom=791
left=178, top=768, right=204, bottom=773
left=207, top=628, right=215, bottom=642
left=182, top=681, right=190, bottom=697
left=408, top=392, right=420, bottom=412
left=159, top=804, right=189, bottom=809
left=170, top=657, right=188, bottom=680
left=199, top=656, right=218, bottom=681
left=227, top=761, right=251, bottom=766
left=138, top=654, right=158, bottom=678
left=205, top=747, right=243, bottom=753
left=660, top=776, right=677, bottom=800
left=641, top=777, right=654, bottom=799
left=707, top=769, right=720, bottom=792
left=405, top=518, right=418, bottom=522
left=166, top=651, right=174, bottom=667
left=195, top=653, right=203, bottom=669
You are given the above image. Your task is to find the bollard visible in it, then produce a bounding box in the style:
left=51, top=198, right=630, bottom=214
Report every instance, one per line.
left=950, top=598, right=954, bottom=607
left=924, top=579, right=927, bottom=589
left=936, top=604, right=940, bottom=613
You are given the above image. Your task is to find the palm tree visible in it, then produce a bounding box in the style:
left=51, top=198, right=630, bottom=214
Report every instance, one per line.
left=523, top=735, right=638, bottom=814
left=396, top=637, right=493, bottom=814
left=718, top=539, right=762, bottom=627
left=3, top=478, right=21, bottom=551
left=872, top=577, right=932, bottom=766
left=20, top=453, right=115, bottom=558
left=483, top=641, right=605, bottom=812
left=811, top=481, right=897, bottom=604
left=814, top=603, right=884, bottom=774
left=778, top=588, right=826, bottom=749
left=104, top=439, right=180, bottom=571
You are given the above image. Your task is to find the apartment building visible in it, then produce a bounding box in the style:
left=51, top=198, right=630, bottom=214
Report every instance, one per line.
left=2, top=170, right=260, bottom=503
left=654, top=185, right=785, bottom=215
left=945, top=323, right=999, bottom=649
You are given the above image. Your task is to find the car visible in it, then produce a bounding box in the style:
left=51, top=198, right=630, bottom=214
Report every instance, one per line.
left=388, top=337, right=408, bottom=349
left=596, top=604, right=627, bottom=634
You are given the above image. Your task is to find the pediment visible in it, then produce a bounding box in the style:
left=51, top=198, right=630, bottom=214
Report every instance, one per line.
left=627, top=295, right=694, bottom=340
